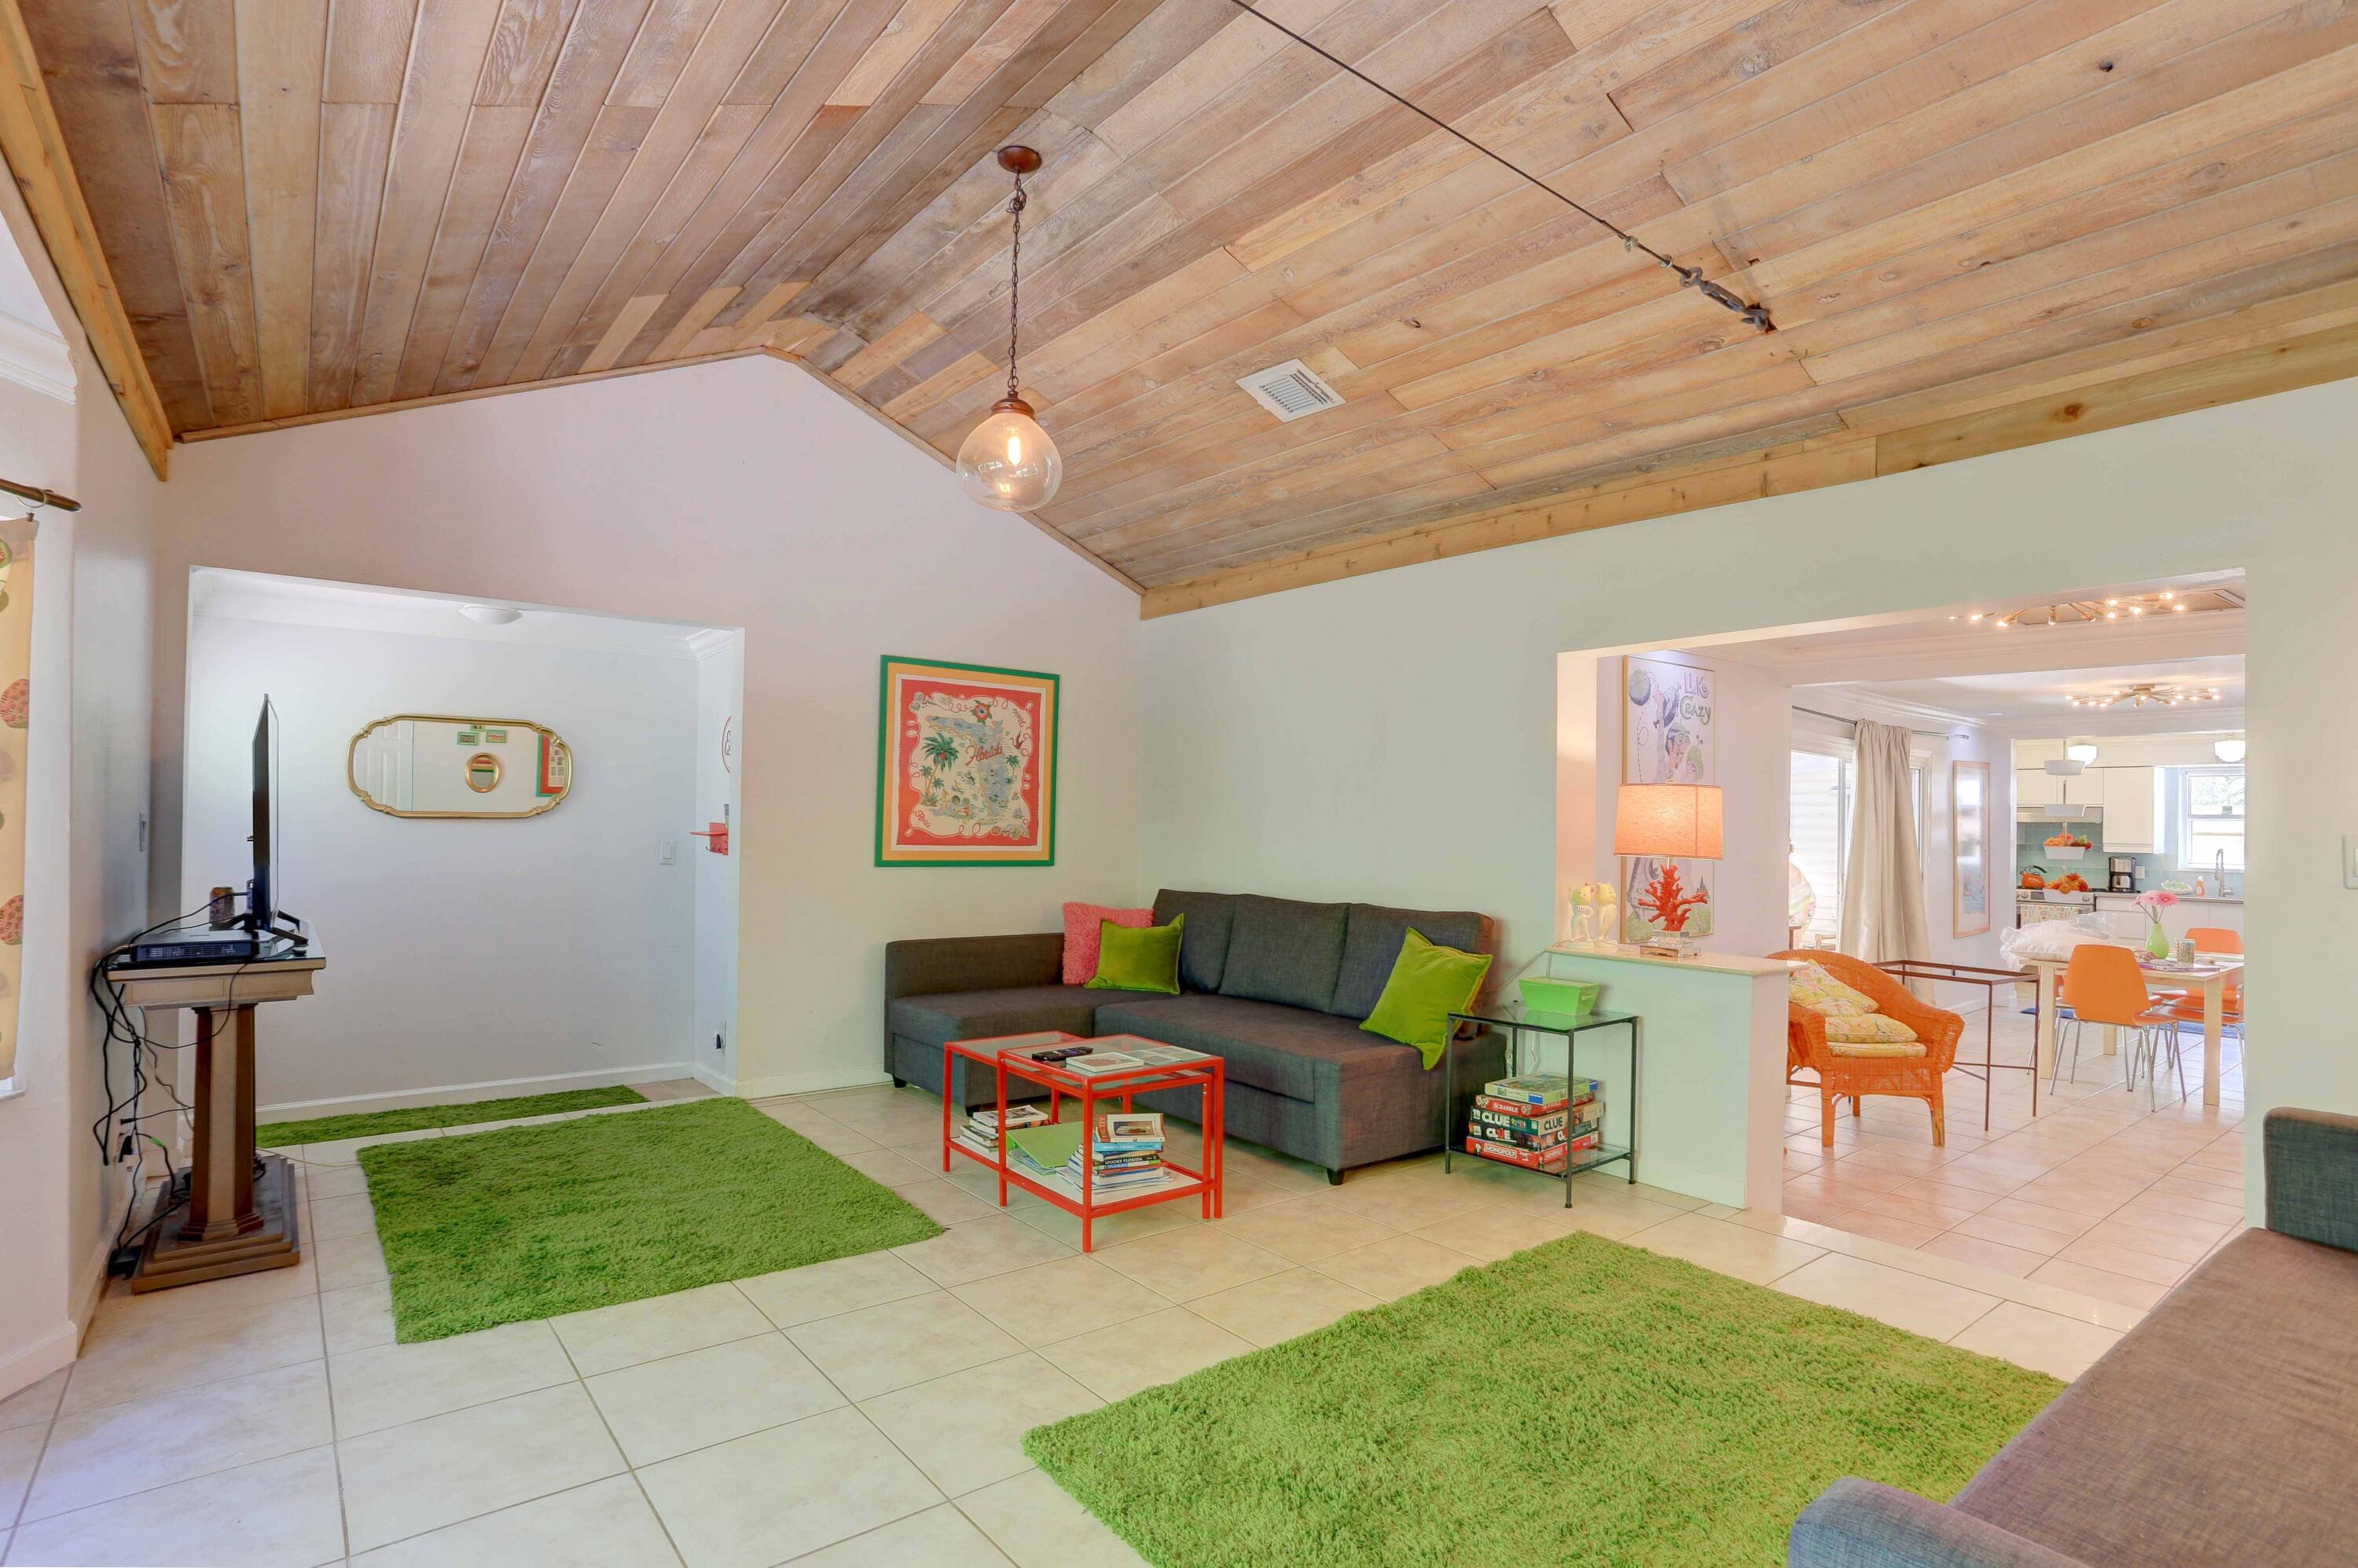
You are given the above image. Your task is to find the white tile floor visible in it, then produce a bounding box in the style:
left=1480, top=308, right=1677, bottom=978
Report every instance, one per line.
left=1784, top=1002, right=2250, bottom=1311
left=0, top=1080, right=2143, bottom=1567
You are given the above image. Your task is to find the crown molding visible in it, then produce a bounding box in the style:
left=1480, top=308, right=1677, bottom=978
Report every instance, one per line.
left=0, top=309, right=72, bottom=401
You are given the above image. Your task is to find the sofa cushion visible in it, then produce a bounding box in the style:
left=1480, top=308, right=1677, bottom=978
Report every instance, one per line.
left=1332, top=903, right=1491, bottom=1019
left=1952, top=1227, right=2358, bottom=1566
left=887, top=986, right=1104, bottom=1049
left=1152, top=890, right=1237, bottom=993
left=1218, top=894, right=1350, bottom=1012
left=1095, top=993, right=1420, bottom=1103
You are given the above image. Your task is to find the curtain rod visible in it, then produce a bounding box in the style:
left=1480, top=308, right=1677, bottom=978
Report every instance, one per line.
left=1793, top=704, right=1967, bottom=740
left=0, top=477, right=79, bottom=512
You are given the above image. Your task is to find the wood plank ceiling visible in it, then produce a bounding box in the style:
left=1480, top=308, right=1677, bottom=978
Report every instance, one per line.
left=18, top=0, right=2358, bottom=603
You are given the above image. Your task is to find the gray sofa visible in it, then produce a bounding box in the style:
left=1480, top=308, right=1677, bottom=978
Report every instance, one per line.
left=883, top=890, right=1508, bottom=1183
left=1790, top=1107, right=2358, bottom=1567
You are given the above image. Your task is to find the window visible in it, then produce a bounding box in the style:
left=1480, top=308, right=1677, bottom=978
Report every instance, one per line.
left=2176, top=764, right=2245, bottom=872
left=1790, top=750, right=1849, bottom=945
left=1790, top=746, right=1929, bottom=946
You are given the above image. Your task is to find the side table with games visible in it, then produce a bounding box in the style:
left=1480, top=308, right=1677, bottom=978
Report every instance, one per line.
left=1442, top=1004, right=1638, bottom=1207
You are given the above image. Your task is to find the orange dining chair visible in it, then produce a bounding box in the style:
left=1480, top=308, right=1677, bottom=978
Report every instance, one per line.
left=2054, top=944, right=2184, bottom=1108
left=2163, top=925, right=2245, bottom=1041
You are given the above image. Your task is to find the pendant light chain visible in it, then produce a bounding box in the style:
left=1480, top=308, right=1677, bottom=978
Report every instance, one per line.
left=1004, top=168, right=1028, bottom=404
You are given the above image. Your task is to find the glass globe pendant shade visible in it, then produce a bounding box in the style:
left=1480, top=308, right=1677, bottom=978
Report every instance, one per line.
left=956, top=396, right=1061, bottom=511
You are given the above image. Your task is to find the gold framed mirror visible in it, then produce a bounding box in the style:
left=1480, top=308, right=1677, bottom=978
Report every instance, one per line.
left=349, top=715, right=572, bottom=819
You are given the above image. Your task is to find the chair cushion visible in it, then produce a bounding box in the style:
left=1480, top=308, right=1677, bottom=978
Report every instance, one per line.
left=1822, top=1013, right=1920, bottom=1050
left=1152, top=890, right=1237, bottom=993
left=887, top=986, right=1104, bottom=1049
left=1094, top=993, right=1420, bottom=1102
left=1331, top=903, right=1490, bottom=1019
left=1791, top=961, right=1879, bottom=1017
left=1218, top=894, right=1350, bottom=1012
left=1953, top=1228, right=2358, bottom=1567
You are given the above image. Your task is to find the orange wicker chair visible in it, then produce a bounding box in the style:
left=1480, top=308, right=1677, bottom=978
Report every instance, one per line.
left=1772, top=950, right=1966, bottom=1147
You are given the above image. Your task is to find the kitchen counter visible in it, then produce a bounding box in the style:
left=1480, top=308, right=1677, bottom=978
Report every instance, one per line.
left=2093, top=892, right=2244, bottom=904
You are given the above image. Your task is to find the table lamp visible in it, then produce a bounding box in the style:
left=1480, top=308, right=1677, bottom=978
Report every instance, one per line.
left=1614, top=783, right=1724, bottom=957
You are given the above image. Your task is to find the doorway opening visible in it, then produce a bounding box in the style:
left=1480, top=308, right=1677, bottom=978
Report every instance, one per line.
left=178, top=568, right=744, bottom=1122
left=1556, top=570, right=2246, bottom=1310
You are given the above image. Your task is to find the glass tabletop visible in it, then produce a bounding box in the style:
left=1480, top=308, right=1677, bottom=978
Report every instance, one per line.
left=1448, top=1003, right=1638, bottom=1034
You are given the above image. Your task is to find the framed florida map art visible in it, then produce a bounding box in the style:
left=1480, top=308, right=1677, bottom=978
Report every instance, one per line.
left=876, top=656, right=1060, bottom=866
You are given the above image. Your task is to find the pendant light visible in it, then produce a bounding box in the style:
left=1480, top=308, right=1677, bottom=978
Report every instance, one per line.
left=957, top=147, right=1061, bottom=511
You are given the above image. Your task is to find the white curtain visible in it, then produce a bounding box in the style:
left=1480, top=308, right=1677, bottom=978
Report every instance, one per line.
left=1839, top=721, right=1932, bottom=975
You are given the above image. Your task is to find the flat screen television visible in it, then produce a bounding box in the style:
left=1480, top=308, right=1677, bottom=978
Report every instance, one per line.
left=248, top=696, right=278, bottom=932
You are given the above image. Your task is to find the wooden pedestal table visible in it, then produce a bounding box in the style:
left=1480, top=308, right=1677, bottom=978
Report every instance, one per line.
left=109, top=948, right=325, bottom=1291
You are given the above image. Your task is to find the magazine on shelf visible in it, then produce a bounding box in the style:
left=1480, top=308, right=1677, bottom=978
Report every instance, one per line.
left=1123, top=1042, right=1212, bottom=1067
left=1061, top=1052, right=1144, bottom=1075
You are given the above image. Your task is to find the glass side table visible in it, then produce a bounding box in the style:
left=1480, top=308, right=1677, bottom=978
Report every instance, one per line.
left=1443, top=1004, right=1639, bottom=1207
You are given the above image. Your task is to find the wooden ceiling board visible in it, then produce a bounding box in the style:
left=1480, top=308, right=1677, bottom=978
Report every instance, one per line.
left=11, top=0, right=2356, bottom=607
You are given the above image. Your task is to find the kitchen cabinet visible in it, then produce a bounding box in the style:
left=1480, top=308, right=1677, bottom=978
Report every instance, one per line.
left=2093, top=894, right=2242, bottom=943
left=2016, top=768, right=2061, bottom=807
left=2094, top=766, right=2158, bottom=852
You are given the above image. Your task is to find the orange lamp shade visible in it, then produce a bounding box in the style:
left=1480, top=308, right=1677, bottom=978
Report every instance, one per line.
left=1614, top=784, right=1724, bottom=860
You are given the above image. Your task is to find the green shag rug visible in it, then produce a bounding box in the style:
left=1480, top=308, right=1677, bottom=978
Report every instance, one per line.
left=1023, top=1231, right=2061, bottom=1567
left=358, top=1098, right=942, bottom=1342
left=257, top=1085, right=646, bottom=1146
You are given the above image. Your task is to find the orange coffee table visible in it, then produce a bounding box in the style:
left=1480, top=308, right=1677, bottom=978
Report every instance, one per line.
left=941, top=1031, right=1224, bottom=1250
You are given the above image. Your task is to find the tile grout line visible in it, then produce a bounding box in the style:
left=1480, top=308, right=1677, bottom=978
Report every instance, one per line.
left=548, top=1315, right=691, bottom=1568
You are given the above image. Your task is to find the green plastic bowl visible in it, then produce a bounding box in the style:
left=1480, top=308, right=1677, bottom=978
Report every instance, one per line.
left=1519, top=977, right=1600, bottom=1017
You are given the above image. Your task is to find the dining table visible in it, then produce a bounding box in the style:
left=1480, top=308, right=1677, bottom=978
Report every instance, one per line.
left=2015, top=946, right=2242, bottom=1107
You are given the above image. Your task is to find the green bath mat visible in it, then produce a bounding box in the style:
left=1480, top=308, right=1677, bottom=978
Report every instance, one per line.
left=359, top=1098, right=942, bottom=1342
left=257, top=1085, right=646, bottom=1146
left=1024, top=1230, right=2061, bottom=1566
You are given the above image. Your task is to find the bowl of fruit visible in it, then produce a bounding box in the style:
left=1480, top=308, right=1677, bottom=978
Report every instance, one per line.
left=2042, top=831, right=2092, bottom=862
left=2046, top=871, right=2090, bottom=895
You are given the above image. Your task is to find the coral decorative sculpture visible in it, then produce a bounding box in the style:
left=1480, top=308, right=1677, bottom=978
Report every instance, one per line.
left=1638, top=861, right=1710, bottom=933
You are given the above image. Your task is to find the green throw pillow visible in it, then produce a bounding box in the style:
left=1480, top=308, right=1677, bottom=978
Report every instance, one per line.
left=1087, top=913, right=1185, bottom=994
left=1360, top=927, right=1493, bottom=1069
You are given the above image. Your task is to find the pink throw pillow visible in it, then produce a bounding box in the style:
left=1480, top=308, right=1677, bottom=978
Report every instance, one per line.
left=1063, top=902, right=1153, bottom=986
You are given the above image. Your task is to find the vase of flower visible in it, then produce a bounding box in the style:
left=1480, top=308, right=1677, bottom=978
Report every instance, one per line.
left=2134, top=888, right=2179, bottom=960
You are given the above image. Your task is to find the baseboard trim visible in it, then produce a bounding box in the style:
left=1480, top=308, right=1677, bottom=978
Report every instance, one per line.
left=690, top=1062, right=736, bottom=1097
left=72, top=1218, right=116, bottom=1345
left=734, top=1069, right=893, bottom=1101
left=258, top=1063, right=696, bottom=1118
left=0, top=1320, right=77, bottom=1405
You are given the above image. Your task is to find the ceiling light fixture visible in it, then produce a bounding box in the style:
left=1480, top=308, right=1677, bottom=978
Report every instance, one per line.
left=2214, top=739, right=2246, bottom=763
left=1982, top=588, right=2238, bottom=630
left=458, top=604, right=523, bottom=626
left=2066, top=682, right=2224, bottom=708
left=955, top=146, right=1061, bottom=512
left=1219, top=0, right=1774, bottom=332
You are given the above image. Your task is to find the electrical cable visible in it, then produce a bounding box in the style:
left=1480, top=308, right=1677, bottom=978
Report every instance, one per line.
left=1219, top=0, right=1775, bottom=332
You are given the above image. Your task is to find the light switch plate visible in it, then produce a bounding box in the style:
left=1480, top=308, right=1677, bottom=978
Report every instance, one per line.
left=2345, top=834, right=2358, bottom=889
left=659, top=839, right=678, bottom=865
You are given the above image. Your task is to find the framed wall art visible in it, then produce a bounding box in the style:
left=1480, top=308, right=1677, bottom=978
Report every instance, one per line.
left=876, top=656, right=1059, bottom=866
left=1953, top=759, right=1992, bottom=938
left=1619, top=654, right=1716, bottom=940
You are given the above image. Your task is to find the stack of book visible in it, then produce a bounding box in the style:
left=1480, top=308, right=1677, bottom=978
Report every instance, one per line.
left=1466, top=1074, right=1606, bottom=1172
left=1065, top=1111, right=1166, bottom=1192
left=963, top=1103, right=1049, bottom=1149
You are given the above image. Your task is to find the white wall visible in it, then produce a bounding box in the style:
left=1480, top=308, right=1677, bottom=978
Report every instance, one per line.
left=182, top=611, right=701, bottom=1111
left=0, top=183, right=160, bottom=1399
left=1141, top=375, right=2358, bottom=1219
left=692, top=632, right=744, bottom=1091
left=149, top=358, right=1144, bottom=1097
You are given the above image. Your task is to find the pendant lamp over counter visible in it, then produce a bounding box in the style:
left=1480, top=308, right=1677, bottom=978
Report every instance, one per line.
left=957, top=147, right=1062, bottom=512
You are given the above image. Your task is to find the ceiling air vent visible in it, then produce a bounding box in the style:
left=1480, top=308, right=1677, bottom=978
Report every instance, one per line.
left=1236, top=359, right=1343, bottom=422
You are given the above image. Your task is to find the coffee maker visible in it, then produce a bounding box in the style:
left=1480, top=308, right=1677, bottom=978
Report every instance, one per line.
left=2106, top=856, right=2138, bottom=894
